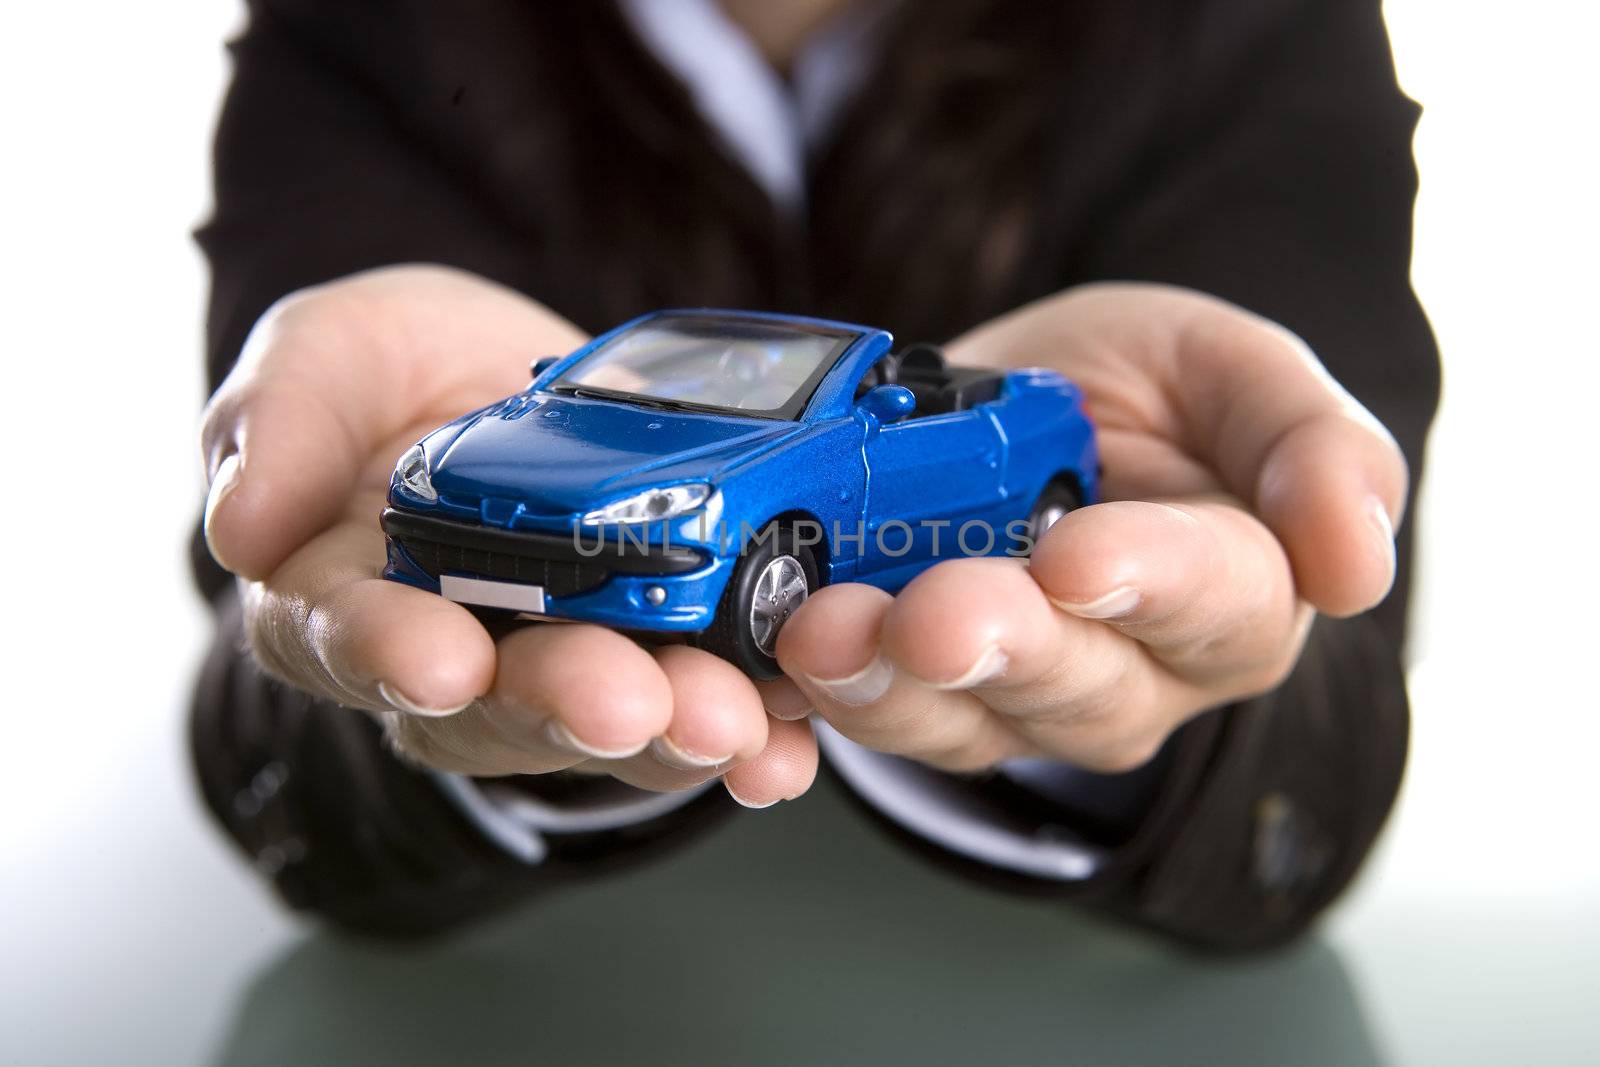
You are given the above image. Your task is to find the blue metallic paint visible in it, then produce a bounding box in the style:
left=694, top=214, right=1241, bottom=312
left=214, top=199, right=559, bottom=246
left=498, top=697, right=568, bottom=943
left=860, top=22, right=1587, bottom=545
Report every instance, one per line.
left=383, top=309, right=1098, bottom=633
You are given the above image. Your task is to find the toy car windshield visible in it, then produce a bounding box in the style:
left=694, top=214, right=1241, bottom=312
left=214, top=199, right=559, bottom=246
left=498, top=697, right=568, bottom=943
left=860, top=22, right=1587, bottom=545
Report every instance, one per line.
left=548, top=313, right=858, bottom=420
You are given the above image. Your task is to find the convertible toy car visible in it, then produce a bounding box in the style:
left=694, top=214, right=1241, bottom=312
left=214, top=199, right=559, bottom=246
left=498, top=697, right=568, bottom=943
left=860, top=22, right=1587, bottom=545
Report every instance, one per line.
left=382, top=309, right=1098, bottom=677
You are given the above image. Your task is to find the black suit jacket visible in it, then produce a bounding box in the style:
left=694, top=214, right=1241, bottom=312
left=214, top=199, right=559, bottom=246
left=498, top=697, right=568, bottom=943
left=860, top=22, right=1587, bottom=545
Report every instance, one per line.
left=191, top=0, right=1438, bottom=949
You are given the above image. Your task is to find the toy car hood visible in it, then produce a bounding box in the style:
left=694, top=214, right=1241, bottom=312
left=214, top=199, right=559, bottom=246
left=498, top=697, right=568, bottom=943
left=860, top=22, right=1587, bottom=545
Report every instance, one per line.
left=425, top=393, right=800, bottom=515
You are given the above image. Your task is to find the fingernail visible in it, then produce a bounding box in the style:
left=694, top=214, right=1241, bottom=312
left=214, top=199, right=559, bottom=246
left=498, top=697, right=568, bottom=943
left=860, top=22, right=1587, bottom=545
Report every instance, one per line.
left=764, top=703, right=813, bottom=722
left=1367, top=495, right=1397, bottom=568
left=649, top=735, right=731, bottom=770
left=377, top=680, right=472, bottom=718
left=202, top=451, right=243, bottom=567
left=1053, top=586, right=1140, bottom=620
left=543, top=719, right=649, bottom=760
left=804, top=655, right=893, bottom=706
left=934, top=645, right=1009, bottom=690
left=725, top=781, right=779, bottom=809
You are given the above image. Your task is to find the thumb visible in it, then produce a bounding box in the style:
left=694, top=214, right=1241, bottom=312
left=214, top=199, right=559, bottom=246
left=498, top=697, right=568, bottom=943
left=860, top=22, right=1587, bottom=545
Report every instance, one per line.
left=200, top=265, right=589, bottom=581
left=201, top=296, right=383, bottom=581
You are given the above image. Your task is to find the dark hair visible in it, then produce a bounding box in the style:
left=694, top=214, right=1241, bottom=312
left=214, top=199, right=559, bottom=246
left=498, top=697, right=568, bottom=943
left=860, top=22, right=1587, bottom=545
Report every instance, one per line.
left=809, top=0, right=1069, bottom=337
left=524, top=0, right=1070, bottom=343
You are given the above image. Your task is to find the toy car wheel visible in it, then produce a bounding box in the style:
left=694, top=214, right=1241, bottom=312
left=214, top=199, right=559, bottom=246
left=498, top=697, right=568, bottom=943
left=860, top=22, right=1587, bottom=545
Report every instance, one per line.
left=692, top=525, right=820, bottom=679
left=1027, top=480, right=1082, bottom=548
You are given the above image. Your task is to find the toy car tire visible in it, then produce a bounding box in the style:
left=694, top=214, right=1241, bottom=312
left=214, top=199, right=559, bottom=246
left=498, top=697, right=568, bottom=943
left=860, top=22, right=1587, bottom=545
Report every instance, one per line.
left=1027, top=478, right=1083, bottom=547
left=692, top=525, right=820, bottom=679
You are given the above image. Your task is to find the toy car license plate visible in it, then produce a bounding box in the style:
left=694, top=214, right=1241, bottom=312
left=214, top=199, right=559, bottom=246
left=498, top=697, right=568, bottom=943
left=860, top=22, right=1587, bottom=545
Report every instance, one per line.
left=440, top=575, right=546, bottom=614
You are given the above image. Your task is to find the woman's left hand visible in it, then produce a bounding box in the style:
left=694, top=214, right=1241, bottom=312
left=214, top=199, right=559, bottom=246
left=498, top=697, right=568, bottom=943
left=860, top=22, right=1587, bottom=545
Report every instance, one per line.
left=766, top=283, right=1407, bottom=773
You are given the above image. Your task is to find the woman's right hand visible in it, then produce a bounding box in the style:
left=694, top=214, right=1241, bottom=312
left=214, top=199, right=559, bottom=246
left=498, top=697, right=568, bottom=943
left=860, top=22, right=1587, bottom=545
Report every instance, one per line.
left=201, top=265, right=817, bottom=806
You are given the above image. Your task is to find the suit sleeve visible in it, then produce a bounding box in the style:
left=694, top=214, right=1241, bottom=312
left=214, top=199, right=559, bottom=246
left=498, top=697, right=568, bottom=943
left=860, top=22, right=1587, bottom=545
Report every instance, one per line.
left=1059, top=0, right=1437, bottom=947
left=190, top=2, right=727, bottom=936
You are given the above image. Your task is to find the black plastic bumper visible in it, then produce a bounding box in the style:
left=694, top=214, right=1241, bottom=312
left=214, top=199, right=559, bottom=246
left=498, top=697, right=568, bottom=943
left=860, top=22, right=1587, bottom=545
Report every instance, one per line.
left=380, top=507, right=706, bottom=591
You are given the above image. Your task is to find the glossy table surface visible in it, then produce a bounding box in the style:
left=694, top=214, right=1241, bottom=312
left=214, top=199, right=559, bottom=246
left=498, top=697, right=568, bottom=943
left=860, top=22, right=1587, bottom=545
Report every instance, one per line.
left=5, top=657, right=1596, bottom=1067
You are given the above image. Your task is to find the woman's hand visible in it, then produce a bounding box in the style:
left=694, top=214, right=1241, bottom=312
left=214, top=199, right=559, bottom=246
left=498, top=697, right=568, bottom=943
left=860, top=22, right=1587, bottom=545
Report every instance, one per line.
left=201, top=265, right=817, bottom=806
left=768, top=283, right=1406, bottom=773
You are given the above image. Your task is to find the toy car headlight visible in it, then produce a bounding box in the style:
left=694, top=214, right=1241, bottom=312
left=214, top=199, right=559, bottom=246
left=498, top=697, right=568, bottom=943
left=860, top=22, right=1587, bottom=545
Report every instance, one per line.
left=582, top=484, right=711, bottom=525
left=394, top=444, right=437, bottom=502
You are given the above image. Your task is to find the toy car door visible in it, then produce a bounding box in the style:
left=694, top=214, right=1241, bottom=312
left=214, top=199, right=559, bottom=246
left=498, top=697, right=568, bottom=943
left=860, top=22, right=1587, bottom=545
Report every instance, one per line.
left=858, top=409, right=1005, bottom=584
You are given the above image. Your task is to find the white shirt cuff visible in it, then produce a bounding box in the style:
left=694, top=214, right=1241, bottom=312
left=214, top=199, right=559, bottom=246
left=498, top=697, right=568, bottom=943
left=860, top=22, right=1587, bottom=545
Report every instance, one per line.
left=432, top=772, right=714, bottom=866
left=814, top=719, right=1106, bottom=881
left=437, top=724, right=1112, bottom=882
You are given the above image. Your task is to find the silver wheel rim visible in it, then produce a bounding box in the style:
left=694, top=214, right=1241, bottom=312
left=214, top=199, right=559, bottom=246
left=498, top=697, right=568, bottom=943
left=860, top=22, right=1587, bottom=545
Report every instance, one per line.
left=749, top=554, right=808, bottom=656
left=1033, top=503, right=1069, bottom=540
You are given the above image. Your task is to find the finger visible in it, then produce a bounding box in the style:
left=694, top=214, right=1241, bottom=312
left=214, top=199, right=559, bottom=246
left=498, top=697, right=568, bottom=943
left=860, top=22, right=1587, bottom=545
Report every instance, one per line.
left=777, top=582, right=1032, bottom=772
left=721, top=717, right=819, bottom=808
left=483, top=623, right=675, bottom=770
left=949, top=284, right=1408, bottom=616
left=1029, top=499, right=1307, bottom=691
left=1157, top=300, right=1406, bottom=615
left=599, top=646, right=770, bottom=792
left=1252, top=410, right=1404, bottom=616
left=875, top=558, right=1196, bottom=772
left=754, top=676, right=812, bottom=721
left=201, top=266, right=584, bottom=580
left=244, top=516, right=496, bottom=715
left=203, top=356, right=374, bottom=582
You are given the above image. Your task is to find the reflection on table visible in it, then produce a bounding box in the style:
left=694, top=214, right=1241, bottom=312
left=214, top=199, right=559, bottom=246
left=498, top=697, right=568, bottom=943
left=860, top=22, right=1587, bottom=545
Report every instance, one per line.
left=211, top=775, right=1384, bottom=1067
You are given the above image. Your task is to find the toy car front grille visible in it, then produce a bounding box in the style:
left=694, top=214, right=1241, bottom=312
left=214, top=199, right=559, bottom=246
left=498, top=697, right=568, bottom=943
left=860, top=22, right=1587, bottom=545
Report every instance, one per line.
left=392, top=535, right=612, bottom=597
left=382, top=507, right=708, bottom=600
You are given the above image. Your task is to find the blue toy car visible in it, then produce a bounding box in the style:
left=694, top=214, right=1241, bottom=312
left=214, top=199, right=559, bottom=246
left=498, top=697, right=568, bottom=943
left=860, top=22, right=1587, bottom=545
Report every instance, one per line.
left=383, top=309, right=1098, bottom=677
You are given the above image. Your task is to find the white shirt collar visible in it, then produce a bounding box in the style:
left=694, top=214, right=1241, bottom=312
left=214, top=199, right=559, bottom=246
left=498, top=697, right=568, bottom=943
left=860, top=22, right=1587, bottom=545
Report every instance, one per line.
left=615, top=0, right=891, bottom=215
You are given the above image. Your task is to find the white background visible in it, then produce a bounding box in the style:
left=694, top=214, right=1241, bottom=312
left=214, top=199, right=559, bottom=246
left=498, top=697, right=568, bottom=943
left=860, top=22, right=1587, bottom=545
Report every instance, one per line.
left=1335, top=3, right=1600, bottom=1059
left=1, top=2, right=1597, bottom=1063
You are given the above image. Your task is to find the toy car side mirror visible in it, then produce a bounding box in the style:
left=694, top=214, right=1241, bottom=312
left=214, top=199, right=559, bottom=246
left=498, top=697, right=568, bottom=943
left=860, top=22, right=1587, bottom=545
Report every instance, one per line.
left=857, top=384, right=916, bottom=425
left=530, top=355, right=561, bottom=379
